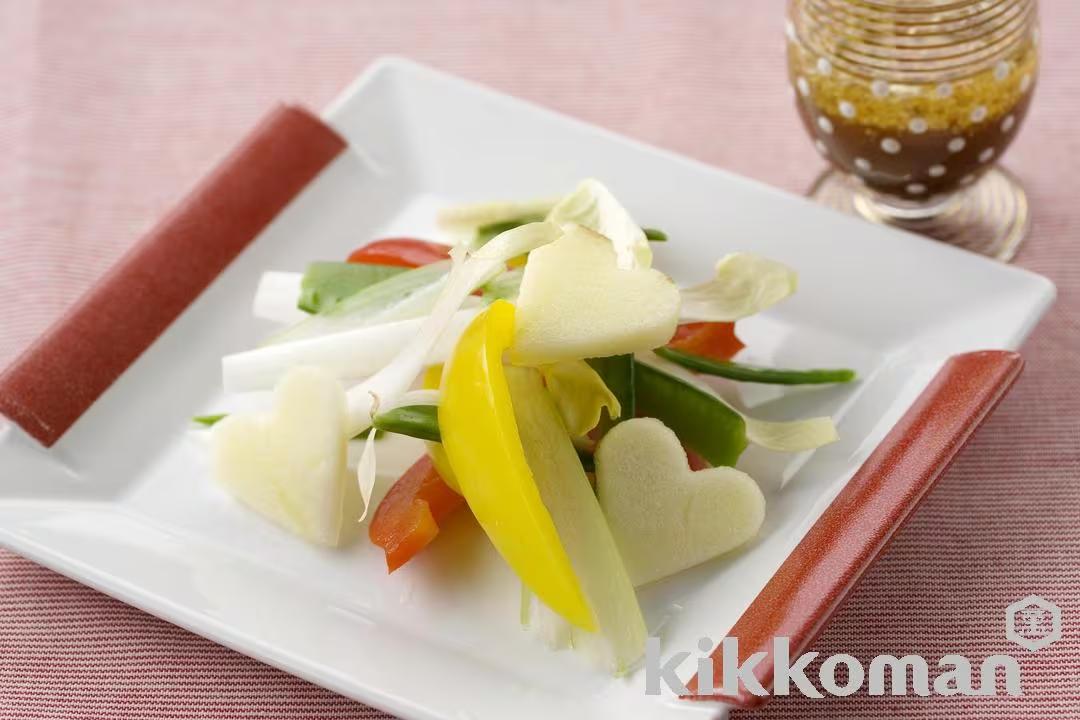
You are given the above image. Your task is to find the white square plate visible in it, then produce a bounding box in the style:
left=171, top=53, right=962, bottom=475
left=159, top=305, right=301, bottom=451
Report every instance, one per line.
left=0, top=58, right=1054, bottom=720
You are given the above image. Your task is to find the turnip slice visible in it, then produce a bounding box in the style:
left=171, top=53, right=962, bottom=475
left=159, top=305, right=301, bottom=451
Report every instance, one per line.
left=510, top=225, right=680, bottom=366
left=506, top=366, right=647, bottom=673
left=221, top=309, right=480, bottom=393
left=212, top=366, right=348, bottom=546
left=595, top=417, right=766, bottom=587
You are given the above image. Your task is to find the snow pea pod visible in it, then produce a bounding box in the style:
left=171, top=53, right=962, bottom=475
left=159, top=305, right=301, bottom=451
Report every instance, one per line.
left=474, top=216, right=546, bottom=248
left=372, top=404, right=441, bottom=442
left=586, top=354, right=635, bottom=433
left=198, top=411, right=381, bottom=440
left=655, top=347, right=855, bottom=385
left=642, top=227, right=668, bottom=242
left=372, top=404, right=596, bottom=469
left=633, top=360, right=747, bottom=467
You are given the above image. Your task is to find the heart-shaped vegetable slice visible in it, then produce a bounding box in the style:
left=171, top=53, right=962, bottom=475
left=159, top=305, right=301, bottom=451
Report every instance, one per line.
left=510, top=225, right=680, bottom=365
left=212, top=366, right=348, bottom=546
left=595, top=417, right=765, bottom=586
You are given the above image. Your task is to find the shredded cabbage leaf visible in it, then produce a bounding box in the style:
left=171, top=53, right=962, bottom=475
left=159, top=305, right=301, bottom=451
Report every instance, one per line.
left=744, top=415, right=838, bottom=452
left=680, top=252, right=797, bottom=322
left=546, top=178, right=651, bottom=270
left=541, top=360, right=621, bottom=437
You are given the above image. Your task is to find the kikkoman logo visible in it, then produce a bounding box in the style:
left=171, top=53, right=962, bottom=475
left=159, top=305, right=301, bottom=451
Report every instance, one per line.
left=646, top=595, right=1061, bottom=699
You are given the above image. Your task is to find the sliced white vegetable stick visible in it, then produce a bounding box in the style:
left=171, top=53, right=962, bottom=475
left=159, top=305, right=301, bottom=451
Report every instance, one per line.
left=221, top=309, right=480, bottom=393
left=679, top=252, right=798, bottom=322
left=508, top=366, right=647, bottom=672
left=253, top=272, right=306, bottom=324
left=352, top=222, right=562, bottom=517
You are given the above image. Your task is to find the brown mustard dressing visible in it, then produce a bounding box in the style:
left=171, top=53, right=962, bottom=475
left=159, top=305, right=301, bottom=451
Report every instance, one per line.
left=788, top=38, right=1037, bottom=198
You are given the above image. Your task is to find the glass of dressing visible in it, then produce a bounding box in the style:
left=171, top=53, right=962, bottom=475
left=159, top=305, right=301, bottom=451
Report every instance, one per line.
left=788, top=0, right=1039, bottom=260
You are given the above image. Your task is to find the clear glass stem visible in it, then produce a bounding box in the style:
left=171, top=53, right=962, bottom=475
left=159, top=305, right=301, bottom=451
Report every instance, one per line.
left=809, top=167, right=1031, bottom=262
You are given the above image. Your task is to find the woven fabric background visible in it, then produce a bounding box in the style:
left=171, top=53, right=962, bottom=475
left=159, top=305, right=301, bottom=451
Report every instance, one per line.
left=1, top=1, right=1077, bottom=718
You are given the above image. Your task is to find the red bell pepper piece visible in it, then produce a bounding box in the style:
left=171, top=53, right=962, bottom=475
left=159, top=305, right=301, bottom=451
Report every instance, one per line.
left=347, top=238, right=451, bottom=268
left=684, top=446, right=710, bottom=471
left=369, top=456, right=465, bottom=572
left=667, top=322, right=744, bottom=361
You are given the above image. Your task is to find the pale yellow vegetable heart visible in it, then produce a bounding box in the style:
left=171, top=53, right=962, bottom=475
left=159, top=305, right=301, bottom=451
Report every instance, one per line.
left=212, top=366, right=348, bottom=546
left=510, top=225, right=680, bottom=365
left=595, top=417, right=765, bottom=586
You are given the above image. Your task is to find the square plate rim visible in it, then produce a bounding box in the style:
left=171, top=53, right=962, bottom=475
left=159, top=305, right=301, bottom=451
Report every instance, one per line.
left=0, top=55, right=1058, bottom=720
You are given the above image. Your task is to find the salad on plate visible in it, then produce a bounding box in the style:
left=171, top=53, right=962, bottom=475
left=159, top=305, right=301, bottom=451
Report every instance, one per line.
left=198, top=179, right=855, bottom=673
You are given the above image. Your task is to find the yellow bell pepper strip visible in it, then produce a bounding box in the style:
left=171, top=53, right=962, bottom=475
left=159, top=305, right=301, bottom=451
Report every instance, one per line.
left=371, top=402, right=599, bottom=472
left=439, top=300, right=595, bottom=631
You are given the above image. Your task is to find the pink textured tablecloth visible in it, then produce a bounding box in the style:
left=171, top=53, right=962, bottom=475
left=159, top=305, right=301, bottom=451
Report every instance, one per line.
left=1, top=1, right=1077, bottom=718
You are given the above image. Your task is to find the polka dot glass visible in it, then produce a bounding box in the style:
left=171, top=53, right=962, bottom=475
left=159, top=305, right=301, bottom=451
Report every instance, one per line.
left=787, top=0, right=1039, bottom=201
